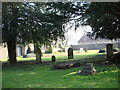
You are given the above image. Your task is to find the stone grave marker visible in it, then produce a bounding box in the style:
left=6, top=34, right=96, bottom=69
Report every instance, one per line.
left=78, top=63, right=96, bottom=75
left=36, top=48, right=41, bottom=62
left=106, top=44, right=113, bottom=59
left=52, top=55, right=56, bottom=62
left=68, top=47, right=73, bottom=59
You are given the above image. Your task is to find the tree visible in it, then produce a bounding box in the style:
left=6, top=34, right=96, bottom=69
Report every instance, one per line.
left=51, top=2, right=120, bottom=40
left=2, top=2, right=22, bottom=64
left=2, top=2, right=75, bottom=64
left=81, top=2, right=120, bottom=40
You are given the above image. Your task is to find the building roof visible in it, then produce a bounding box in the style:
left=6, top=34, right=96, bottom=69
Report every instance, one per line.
left=78, top=34, right=118, bottom=45
left=78, top=34, right=94, bottom=43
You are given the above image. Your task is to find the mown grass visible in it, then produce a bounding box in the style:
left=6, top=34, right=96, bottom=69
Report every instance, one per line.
left=2, top=50, right=119, bottom=88
left=0, top=50, right=105, bottom=62
left=2, top=64, right=119, bottom=88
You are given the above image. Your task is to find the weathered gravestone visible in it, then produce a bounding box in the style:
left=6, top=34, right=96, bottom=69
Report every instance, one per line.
left=52, top=55, right=56, bottom=62
left=79, top=48, right=84, bottom=53
left=68, top=47, right=73, bottom=59
left=106, top=44, right=113, bottom=59
left=36, top=48, right=42, bottom=62
left=78, top=63, right=96, bottom=75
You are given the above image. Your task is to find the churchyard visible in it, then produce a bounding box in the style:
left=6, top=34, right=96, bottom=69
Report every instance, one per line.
left=1, top=49, right=120, bottom=88
left=1, top=2, right=120, bottom=89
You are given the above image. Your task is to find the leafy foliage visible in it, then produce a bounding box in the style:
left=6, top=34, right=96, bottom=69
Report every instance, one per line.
left=81, top=2, right=120, bottom=40
left=2, top=2, right=71, bottom=45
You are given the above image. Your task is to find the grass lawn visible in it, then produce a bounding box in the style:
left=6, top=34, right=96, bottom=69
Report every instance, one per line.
left=2, top=50, right=120, bottom=88
left=1, top=50, right=105, bottom=62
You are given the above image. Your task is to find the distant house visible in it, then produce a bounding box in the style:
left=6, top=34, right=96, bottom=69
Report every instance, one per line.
left=72, top=34, right=120, bottom=50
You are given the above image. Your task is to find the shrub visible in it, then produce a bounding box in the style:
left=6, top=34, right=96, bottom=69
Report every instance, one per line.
left=98, top=49, right=105, bottom=53
left=113, top=49, right=117, bottom=52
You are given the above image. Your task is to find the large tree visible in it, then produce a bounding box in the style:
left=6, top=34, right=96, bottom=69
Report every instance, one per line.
left=2, top=2, right=73, bottom=64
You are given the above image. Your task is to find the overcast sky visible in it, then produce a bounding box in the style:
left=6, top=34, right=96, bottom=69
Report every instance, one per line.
left=66, top=26, right=92, bottom=45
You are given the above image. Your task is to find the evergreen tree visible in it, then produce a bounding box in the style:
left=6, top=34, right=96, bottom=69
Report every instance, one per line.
left=2, top=2, right=71, bottom=64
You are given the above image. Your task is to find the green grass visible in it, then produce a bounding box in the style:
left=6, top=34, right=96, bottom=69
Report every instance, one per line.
left=2, top=50, right=119, bottom=88
left=0, top=50, right=105, bottom=62
left=2, top=64, right=119, bottom=88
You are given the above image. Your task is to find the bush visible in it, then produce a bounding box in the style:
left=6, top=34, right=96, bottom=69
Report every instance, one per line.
left=23, top=53, right=36, bottom=58
left=26, top=47, right=31, bottom=54
left=113, top=49, right=117, bottom=52
left=58, top=49, right=62, bottom=52
left=83, top=48, right=88, bottom=52
left=98, top=49, right=105, bottom=53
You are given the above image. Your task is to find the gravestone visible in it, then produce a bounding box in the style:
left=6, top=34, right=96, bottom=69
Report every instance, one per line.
left=36, top=48, right=41, bottom=62
left=52, top=55, right=56, bottom=62
left=79, top=48, right=84, bottom=53
left=68, top=47, right=73, bottom=59
left=106, top=44, right=113, bottom=59
left=78, top=63, right=96, bottom=75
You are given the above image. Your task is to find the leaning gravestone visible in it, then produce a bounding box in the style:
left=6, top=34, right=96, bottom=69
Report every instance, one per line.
left=68, top=47, right=73, bottom=59
left=78, top=63, right=96, bottom=75
left=106, top=44, right=113, bottom=59
left=36, top=48, right=42, bottom=62
left=52, top=55, right=56, bottom=62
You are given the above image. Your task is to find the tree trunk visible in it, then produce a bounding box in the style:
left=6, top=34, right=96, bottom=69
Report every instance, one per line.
left=7, top=40, right=17, bottom=64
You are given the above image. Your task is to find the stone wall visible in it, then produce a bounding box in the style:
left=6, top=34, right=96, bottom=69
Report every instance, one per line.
left=0, top=44, right=35, bottom=59
left=0, top=45, right=8, bottom=59
left=72, top=42, right=120, bottom=50
left=116, top=43, right=120, bottom=48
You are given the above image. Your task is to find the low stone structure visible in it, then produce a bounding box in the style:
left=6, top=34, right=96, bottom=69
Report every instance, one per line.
left=78, top=63, right=96, bottom=75
left=52, top=60, right=80, bottom=69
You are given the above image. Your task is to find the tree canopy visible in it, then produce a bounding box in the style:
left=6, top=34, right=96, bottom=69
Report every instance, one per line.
left=2, top=2, right=70, bottom=45
left=80, top=2, right=120, bottom=40
left=2, top=2, right=77, bottom=64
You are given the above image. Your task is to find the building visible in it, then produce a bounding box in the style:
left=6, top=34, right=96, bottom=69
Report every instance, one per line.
left=0, top=44, right=34, bottom=59
left=72, top=34, right=120, bottom=50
